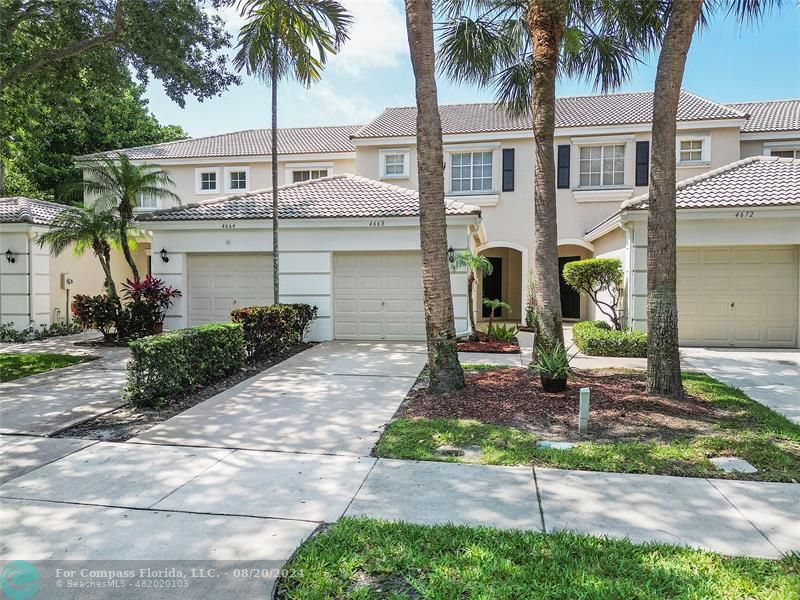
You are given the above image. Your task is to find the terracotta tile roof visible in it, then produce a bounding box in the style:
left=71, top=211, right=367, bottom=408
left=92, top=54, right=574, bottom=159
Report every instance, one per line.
left=138, top=174, right=481, bottom=222
left=354, top=91, right=746, bottom=138
left=622, top=156, right=800, bottom=210
left=727, top=99, right=800, bottom=133
left=0, top=196, right=68, bottom=225
left=81, top=125, right=362, bottom=161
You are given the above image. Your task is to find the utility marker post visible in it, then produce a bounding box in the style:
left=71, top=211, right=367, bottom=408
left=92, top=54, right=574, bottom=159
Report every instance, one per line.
left=578, top=388, right=590, bottom=434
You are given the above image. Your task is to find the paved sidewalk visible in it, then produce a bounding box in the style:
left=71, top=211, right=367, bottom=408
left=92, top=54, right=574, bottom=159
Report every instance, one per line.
left=0, top=337, right=129, bottom=436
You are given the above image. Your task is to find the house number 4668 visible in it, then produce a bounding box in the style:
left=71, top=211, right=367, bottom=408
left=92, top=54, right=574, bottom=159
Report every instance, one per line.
left=369, top=220, right=385, bottom=227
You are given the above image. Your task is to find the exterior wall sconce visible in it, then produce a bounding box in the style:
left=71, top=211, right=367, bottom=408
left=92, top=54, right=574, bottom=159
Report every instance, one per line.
left=448, top=247, right=455, bottom=264
left=160, top=248, right=170, bottom=263
left=5, top=249, right=16, bottom=264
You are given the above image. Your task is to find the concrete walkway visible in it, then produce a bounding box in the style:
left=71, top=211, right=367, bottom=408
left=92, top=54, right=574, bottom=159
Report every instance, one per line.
left=0, top=336, right=129, bottom=436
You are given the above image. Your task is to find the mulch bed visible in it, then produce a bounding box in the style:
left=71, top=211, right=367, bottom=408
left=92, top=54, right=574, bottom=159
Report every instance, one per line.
left=457, top=341, right=520, bottom=354
left=54, top=343, right=314, bottom=442
left=400, top=367, right=726, bottom=443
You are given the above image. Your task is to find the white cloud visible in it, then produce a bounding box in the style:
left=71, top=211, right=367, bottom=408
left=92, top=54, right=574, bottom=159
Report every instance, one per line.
left=294, top=83, right=382, bottom=124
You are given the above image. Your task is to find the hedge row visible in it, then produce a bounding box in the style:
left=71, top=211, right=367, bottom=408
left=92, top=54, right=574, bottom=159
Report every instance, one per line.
left=124, top=323, right=245, bottom=407
left=231, top=304, right=317, bottom=359
left=572, top=320, right=647, bottom=358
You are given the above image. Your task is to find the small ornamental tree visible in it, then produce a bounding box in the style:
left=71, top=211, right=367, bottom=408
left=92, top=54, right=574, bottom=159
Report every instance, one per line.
left=562, top=258, right=624, bottom=331
left=453, top=251, right=493, bottom=338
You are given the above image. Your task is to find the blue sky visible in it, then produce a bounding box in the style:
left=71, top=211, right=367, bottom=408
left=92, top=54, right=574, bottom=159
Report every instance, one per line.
left=145, top=0, right=800, bottom=138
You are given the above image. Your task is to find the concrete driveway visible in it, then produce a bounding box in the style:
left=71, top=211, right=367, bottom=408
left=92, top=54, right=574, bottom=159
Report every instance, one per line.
left=682, top=347, right=800, bottom=424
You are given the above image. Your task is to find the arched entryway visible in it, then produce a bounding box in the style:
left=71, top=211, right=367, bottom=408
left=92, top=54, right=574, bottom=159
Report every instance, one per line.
left=475, top=242, right=527, bottom=324
left=557, top=239, right=594, bottom=321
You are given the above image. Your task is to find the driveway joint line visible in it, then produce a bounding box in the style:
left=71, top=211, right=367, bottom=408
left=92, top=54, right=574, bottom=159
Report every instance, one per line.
left=147, top=447, right=238, bottom=510
left=341, top=456, right=380, bottom=519
left=0, top=439, right=99, bottom=484
left=124, top=439, right=367, bottom=458
left=531, top=465, right=547, bottom=533
left=704, top=477, right=782, bottom=554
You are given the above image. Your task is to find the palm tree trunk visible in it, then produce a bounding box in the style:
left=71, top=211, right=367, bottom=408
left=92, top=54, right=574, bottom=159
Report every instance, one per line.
left=94, top=241, right=119, bottom=303
left=467, top=271, right=477, bottom=336
left=527, top=0, right=565, bottom=356
left=405, top=0, right=464, bottom=393
left=647, top=0, right=702, bottom=399
left=271, top=63, right=280, bottom=303
left=118, top=221, right=140, bottom=282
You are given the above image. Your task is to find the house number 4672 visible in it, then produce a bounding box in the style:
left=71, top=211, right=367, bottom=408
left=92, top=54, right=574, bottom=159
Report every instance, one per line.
left=734, top=211, right=754, bottom=218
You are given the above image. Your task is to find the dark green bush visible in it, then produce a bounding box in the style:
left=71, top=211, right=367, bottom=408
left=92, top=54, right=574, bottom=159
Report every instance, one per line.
left=231, top=304, right=317, bottom=359
left=124, top=323, right=245, bottom=407
left=572, top=320, right=647, bottom=358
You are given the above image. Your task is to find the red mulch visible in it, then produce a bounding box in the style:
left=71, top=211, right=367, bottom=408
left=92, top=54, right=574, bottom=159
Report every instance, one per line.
left=402, top=368, right=726, bottom=442
left=457, top=341, right=520, bottom=354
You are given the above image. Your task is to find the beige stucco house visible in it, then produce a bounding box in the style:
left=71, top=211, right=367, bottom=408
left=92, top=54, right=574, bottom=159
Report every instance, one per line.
left=2, top=93, right=798, bottom=347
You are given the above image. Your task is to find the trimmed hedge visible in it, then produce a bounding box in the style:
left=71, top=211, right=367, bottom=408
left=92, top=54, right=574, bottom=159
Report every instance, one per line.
left=572, top=320, right=647, bottom=358
left=231, top=304, right=317, bottom=359
left=124, top=323, right=245, bottom=407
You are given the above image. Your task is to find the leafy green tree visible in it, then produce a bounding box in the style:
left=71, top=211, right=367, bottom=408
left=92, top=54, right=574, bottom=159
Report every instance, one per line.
left=438, top=0, right=665, bottom=355
left=233, top=0, right=352, bottom=302
left=453, top=251, right=494, bottom=337
left=37, top=206, right=127, bottom=302
left=76, top=154, right=179, bottom=282
left=562, top=258, right=623, bottom=330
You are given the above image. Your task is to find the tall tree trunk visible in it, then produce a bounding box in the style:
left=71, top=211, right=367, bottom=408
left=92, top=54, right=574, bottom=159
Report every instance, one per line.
left=647, top=0, right=702, bottom=399
left=405, top=0, right=464, bottom=393
left=467, top=271, right=477, bottom=336
left=118, top=219, right=140, bottom=282
left=271, top=64, right=280, bottom=303
left=527, top=0, right=565, bottom=356
left=94, top=241, right=119, bottom=303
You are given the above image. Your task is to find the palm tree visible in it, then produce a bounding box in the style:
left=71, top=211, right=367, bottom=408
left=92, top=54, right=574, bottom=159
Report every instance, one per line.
left=453, top=250, right=494, bottom=337
left=233, top=0, right=352, bottom=303
left=646, top=0, right=782, bottom=398
left=77, top=153, right=179, bottom=282
left=438, top=0, right=665, bottom=356
left=482, top=298, right=511, bottom=331
left=37, top=206, right=126, bottom=302
left=406, top=0, right=465, bottom=393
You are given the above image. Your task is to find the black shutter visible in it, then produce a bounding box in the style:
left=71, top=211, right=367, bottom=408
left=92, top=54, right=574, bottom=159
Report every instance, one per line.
left=557, top=145, right=570, bottom=189
left=635, top=141, right=649, bottom=186
left=502, top=148, right=515, bottom=192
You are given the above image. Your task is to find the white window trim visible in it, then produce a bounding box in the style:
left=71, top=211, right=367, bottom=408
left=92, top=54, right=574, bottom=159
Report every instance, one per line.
left=134, top=197, right=159, bottom=211
left=379, top=148, right=410, bottom=179
left=285, top=162, right=333, bottom=184
left=676, top=134, right=711, bottom=166
left=444, top=143, right=500, bottom=196
left=573, top=141, right=629, bottom=189
left=195, top=167, right=220, bottom=195
left=763, top=142, right=800, bottom=157
left=223, top=166, right=251, bottom=193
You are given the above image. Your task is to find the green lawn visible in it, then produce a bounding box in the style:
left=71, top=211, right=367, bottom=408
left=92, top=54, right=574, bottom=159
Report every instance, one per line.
left=276, top=518, right=799, bottom=599
left=376, top=372, right=800, bottom=482
left=0, top=352, right=93, bottom=382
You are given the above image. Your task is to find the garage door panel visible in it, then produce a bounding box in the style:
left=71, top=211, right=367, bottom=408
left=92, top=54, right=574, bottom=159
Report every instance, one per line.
left=677, top=246, right=798, bottom=348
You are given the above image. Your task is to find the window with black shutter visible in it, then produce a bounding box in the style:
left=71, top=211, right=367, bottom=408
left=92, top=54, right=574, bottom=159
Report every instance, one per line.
left=502, top=148, right=515, bottom=191
left=635, top=141, right=650, bottom=187
left=557, top=145, right=570, bottom=189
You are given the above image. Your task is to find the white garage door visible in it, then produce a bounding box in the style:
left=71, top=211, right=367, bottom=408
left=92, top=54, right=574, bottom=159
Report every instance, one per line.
left=677, top=246, right=798, bottom=347
left=187, top=253, right=274, bottom=325
left=333, top=252, right=425, bottom=340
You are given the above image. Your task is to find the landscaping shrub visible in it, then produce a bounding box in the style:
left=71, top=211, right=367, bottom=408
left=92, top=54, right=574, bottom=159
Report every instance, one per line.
left=231, top=304, right=317, bottom=359
left=572, top=320, right=647, bottom=358
left=71, top=294, right=121, bottom=341
left=121, top=276, right=182, bottom=336
left=0, top=321, right=81, bottom=343
left=124, top=323, right=245, bottom=407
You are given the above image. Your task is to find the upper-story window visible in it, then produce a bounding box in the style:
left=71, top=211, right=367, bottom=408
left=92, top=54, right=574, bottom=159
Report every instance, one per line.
left=679, top=140, right=703, bottom=162
left=292, top=169, right=328, bottom=183
left=136, top=196, right=158, bottom=209
left=771, top=148, right=800, bottom=159
left=676, top=135, right=710, bottom=165
left=224, top=167, right=250, bottom=192
left=195, top=167, right=220, bottom=194
left=451, top=151, right=493, bottom=192
left=579, top=144, right=625, bottom=187
left=379, top=149, right=410, bottom=179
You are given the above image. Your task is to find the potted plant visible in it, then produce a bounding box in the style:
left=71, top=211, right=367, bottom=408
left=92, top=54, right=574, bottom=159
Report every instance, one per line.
left=532, top=342, right=574, bottom=392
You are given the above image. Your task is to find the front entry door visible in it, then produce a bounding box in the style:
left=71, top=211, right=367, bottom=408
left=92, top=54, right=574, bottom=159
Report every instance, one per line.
left=559, top=256, right=581, bottom=320
left=482, top=257, right=503, bottom=318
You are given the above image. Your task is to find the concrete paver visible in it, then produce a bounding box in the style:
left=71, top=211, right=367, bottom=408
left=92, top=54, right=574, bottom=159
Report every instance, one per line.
left=0, top=497, right=316, bottom=599
left=346, top=458, right=541, bottom=531
left=278, top=341, right=428, bottom=377
left=535, top=467, right=781, bottom=558
left=0, top=435, right=96, bottom=484
left=154, top=450, right=375, bottom=522
left=0, top=442, right=232, bottom=508
left=682, top=347, right=800, bottom=424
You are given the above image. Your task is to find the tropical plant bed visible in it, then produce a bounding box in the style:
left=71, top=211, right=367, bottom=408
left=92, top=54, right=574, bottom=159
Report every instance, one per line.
left=0, top=352, right=96, bottom=382
left=377, top=367, right=800, bottom=482
left=456, top=339, right=520, bottom=353
left=276, top=518, right=799, bottom=599
left=54, top=342, right=313, bottom=442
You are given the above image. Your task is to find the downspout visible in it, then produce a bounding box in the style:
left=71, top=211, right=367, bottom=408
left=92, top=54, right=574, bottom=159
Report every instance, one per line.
left=26, top=232, right=34, bottom=326
left=620, top=217, right=634, bottom=330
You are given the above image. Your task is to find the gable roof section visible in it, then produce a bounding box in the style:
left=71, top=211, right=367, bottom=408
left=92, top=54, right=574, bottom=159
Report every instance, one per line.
left=727, top=99, right=800, bottom=133
left=622, top=156, right=800, bottom=211
left=81, top=125, right=362, bottom=161
left=138, top=174, right=481, bottom=222
left=354, top=91, right=746, bottom=139
left=0, top=196, right=67, bottom=225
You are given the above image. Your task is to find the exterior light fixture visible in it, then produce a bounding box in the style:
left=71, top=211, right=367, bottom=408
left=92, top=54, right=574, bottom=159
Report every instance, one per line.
left=448, top=247, right=455, bottom=263
left=160, top=248, right=169, bottom=263
left=5, top=249, right=15, bottom=264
